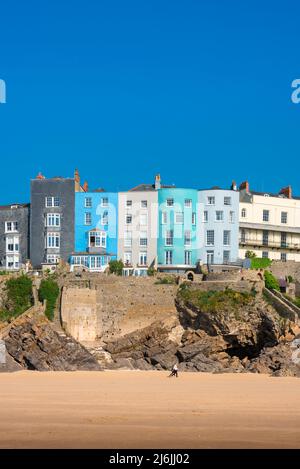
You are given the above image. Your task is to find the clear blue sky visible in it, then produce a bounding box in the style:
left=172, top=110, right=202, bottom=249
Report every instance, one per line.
left=0, top=0, right=300, bottom=203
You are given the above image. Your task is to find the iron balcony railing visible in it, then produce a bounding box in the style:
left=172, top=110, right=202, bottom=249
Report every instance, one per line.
left=239, top=238, right=300, bottom=250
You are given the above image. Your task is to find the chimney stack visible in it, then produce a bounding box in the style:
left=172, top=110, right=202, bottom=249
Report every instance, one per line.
left=74, top=168, right=81, bottom=192
left=231, top=180, right=237, bottom=191
left=83, top=181, right=89, bottom=192
left=239, top=181, right=250, bottom=193
left=155, top=174, right=161, bottom=190
left=279, top=185, right=292, bottom=199
left=36, top=172, right=45, bottom=180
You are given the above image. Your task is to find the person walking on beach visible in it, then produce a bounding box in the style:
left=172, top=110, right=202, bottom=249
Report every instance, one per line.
left=170, top=363, right=178, bottom=378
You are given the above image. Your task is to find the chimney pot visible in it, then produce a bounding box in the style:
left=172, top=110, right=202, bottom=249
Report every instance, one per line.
left=279, top=185, right=292, bottom=199
left=239, top=181, right=249, bottom=193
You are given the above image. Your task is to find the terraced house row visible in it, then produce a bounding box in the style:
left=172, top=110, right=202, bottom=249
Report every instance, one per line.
left=0, top=169, right=299, bottom=274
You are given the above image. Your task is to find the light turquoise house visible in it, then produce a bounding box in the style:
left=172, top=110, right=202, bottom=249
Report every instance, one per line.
left=157, top=188, right=199, bottom=272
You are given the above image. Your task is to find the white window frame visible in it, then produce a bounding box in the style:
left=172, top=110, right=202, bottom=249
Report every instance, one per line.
left=85, top=212, right=92, bottom=225
left=46, top=213, right=60, bottom=227
left=215, top=210, right=224, bottom=221
left=175, top=212, right=184, bottom=224
left=203, top=211, right=208, bottom=222
left=126, top=200, right=132, bottom=207
left=139, top=231, right=148, bottom=247
left=241, top=208, right=246, bottom=218
left=101, top=197, right=109, bottom=207
left=45, top=197, right=60, bottom=207
left=124, top=231, right=132, bottom=247
left=184, top=199, right=192, bottom=208
left=139, top=252, right=147, bottom=266
left=206, top=230, right=214, bottom=246
left=184, top=250, right=192, bottom=265
left=184, top=230, right=191, bottom=246
left=281, top=212, right=288, bottom=224
left=207, top=196, right=215, bottom=205
left=165, top=250, right=173, bottom=265
left=102, top=211, right=108, bottom=225
left=46, top=254, right=60, bottom=264
left=89, top=230, right=106, bottom=248
left=165, top=230, right=174, bottom=246
left=6, top=235, right=19, bottom=253
left=192, top=212, right=196, bottom=225
left=140, top=213, right=148, bottom=226
left=5, top=221, right=18, bottom=233
left=229, top=211, right=235, bottom=223
left=162, top=212, right=167, bottom=224
left=223, top=230, right=231, bottom=246
left=126, top=214, right=132, bottom=225
left=85, top=197, right=92, bottom=208
left=46, top=232, right=60, bottom=248
left=263, top=210, right=269, bottom=222
left=224, top=197, right=231, bottom=206
left=141, top=200, right=147, bottom=208
left=124, top=251, right=132, bottom=265
left=166, top=198, right=174, bottom=207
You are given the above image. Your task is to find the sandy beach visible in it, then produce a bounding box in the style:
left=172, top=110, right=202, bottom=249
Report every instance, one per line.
left=0, top=370, right=299, bottom=448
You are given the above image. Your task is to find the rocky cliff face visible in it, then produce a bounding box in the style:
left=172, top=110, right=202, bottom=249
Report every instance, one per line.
left=102, top=286, right=300, bottom=376
left=3, top=313, right=101, bottom=371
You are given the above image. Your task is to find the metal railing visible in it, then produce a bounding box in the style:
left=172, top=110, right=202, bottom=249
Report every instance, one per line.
left=239, top=238, right=300, bottom=250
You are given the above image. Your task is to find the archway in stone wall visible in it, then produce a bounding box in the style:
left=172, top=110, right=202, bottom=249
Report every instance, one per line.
left=186, top=271, right=194, bottom=282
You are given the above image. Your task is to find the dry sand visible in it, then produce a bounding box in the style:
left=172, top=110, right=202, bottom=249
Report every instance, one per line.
left=0, top=370, right=300, bottom=448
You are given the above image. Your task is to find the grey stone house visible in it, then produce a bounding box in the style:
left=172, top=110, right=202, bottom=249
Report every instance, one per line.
left=0, top=203, right=30, bottom=270
left=30, top=174, right=76, bottom=268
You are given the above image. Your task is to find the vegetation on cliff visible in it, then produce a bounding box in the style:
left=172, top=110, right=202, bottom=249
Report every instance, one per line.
left=38, top=279, right=60, bottom=321
left=0, top=275, right=33, bottom=321
left=177, top=284, right=254, bottom=314
left=264, top=271, right=280, bottom=291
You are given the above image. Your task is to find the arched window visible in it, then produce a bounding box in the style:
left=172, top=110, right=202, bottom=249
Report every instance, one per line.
left=241, top=208, right=246, bottom=218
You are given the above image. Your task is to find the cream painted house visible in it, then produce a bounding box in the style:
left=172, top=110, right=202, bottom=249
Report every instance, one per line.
left=118, top=180, right=159, bottom=274
left=239, top=182, right=300, bottom=262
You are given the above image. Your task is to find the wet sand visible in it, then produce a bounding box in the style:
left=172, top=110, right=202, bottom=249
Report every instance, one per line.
left=0, top=370, right=299, bottom=448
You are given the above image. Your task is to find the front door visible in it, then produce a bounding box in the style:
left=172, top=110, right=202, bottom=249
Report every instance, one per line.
left=207, top=251, right=214, bottom=265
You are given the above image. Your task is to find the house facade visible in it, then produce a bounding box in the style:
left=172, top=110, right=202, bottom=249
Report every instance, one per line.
left=30, top=173, right=77, bottom=268
left=0, top=203, right=30, bottom=270
left=239, top=182, right=300, bottom=262
left=71, top=191, right=118, bottom=271
left=157, top=188, right=198, bottom=272
left=198, top=186, right=239, bottom=266
left=118, top=183, right=158, bottom=275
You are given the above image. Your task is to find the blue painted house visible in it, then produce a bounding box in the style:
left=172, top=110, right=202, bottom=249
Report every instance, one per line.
left=71, top=191, right=118, bottom=271
left=198, top=187, right=239, bottom=266
left=157, top=188, right=199, bottom=272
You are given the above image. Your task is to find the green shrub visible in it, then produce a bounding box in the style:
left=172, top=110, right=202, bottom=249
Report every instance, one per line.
left=38, top=279, right=60, bottom=321
left=178, top=286, right=253, bottom=313
left=250, top=257, right=272, bottom=269
left=155, top=276, right=176, bottom=285
left=5, top=275, right=33, bottom=316
left=288, top=275, right=294, bottom=283
left=264, top=271, right=280, bottom=291
left=147, top=267, right=155, bottom=276
left=0, top=271, right=7, bottom=276
left=245, top=250, right=256, bottom=259
left=109, top=259, right=124, bottom=276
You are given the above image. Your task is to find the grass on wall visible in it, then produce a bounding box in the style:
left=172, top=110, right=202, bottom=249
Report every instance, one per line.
left=38, top=279, right=60, bottom=321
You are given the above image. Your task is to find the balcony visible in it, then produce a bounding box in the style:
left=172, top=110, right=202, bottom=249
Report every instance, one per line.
left=239, top=238, right=300, bottom=251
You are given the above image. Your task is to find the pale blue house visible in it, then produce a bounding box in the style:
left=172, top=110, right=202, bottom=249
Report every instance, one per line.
left=198, top=186, right=239, bottom=266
